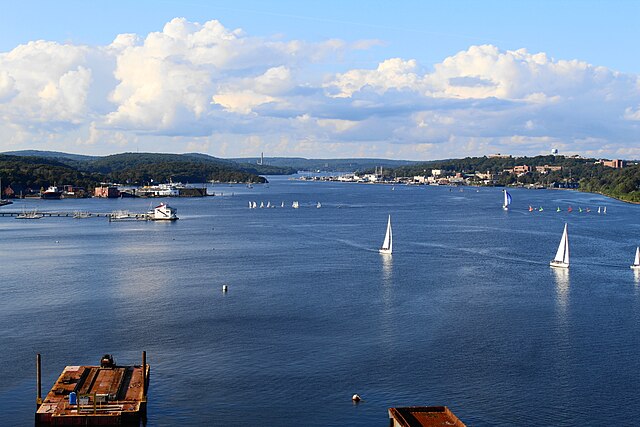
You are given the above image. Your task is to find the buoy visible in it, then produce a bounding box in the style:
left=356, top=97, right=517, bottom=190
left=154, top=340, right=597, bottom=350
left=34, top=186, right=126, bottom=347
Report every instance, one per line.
left=222, top=285, right=228, bottom=292
left=352, top=393, right=361, bottom=402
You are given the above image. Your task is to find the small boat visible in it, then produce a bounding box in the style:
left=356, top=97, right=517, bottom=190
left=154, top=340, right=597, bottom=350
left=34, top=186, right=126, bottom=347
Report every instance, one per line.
left=597, top=207, right=601, bottom=214
left=567, top=206, right=573, bottom=213
left=502, top=190, right=512, bottom=210
left=109, top=210, right=146, bottom=221
left=248, top=201, right=252, bottom=209
left=603, top=206, right=607, bottom=214
left=579, top=207, right=582, bottom=213
left=16, top=209, right=43, bottom=219
left=631, top=247, right=640, bottom=270
left=292, top=201, right=299, bottom=209
left=73, top=211, right=91, bottom=219
left=556, top=207, right=561, bottom=212
left=379, top=215, right=393, bottom=255
left=259, top=201, right=264, bottom=208
left=528, top=205, right=533, bottom=212
left=550, top=223, right=570, bottom=269
left=281, top=201, right=285, bottom=208
left=252, top=201, right=257, bottom=209
left=539, top=206, right=544, bottom=212
left=316, top=202, right=321, bottom=209
left=266, top=201, right=271, bottom=208
left=586, top=208, right=590, bottom=213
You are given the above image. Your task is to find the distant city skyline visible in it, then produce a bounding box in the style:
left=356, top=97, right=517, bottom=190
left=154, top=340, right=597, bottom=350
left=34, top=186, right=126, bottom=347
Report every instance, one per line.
left=0, top=0, right=639, bottom=160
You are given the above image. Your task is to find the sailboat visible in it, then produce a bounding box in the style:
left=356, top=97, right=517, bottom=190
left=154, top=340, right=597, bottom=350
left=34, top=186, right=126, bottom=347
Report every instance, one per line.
left=316, top=202, right=321, bottom=208
left=603, top=206, right=607, bottom=214
left=379, top=215, right=393, bottom=255
left=528, top=205, right=533, bottom=212
left=631, top=247, right=640, bottom=270
left=292, top=201, right=299, bottom=209
left=502, top=190, right=512, bottom=210
left=597, top=207, right=601, bottom=214
left=550, top=223, right=570, bottom=268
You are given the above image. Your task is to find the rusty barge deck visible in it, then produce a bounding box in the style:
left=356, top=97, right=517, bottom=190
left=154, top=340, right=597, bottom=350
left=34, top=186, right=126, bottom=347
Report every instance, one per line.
left=36, top=353, right=149, bottom=426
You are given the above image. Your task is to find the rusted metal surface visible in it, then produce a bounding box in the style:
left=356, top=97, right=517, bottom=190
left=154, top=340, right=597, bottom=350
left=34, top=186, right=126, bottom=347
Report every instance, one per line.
left=388, top=406, right=466, bottom=427
left=35, top=357, right=149, bottom=426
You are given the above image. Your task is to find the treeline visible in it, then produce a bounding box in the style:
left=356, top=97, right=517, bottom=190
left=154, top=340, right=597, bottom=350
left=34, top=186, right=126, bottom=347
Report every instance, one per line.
left=0, top=152, right=287, bottom=193
left=384, top=155, right=640, bottom=203
left=580, top=164, right=640, bottom=203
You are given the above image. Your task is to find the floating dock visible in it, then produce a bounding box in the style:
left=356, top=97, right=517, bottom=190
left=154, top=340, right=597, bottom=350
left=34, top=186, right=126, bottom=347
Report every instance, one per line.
left=35, top=352, right=149, bottom=426
left=388, top=406, right=466, bottom=427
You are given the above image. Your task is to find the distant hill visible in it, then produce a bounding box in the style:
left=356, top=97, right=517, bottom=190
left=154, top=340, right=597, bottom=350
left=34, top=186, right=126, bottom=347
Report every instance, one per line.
left=3, top=150, right=97, bottom=162
left=230, top=157, right=418, bottom=172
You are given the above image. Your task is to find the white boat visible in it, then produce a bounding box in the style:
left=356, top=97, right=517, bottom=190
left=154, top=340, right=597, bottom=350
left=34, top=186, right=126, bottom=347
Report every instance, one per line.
left=379, top=215, right=393, bottom=255
left=248, top=201, right=252, bottom=209
left=316, top=202, right=321, bottom=208
left=550, top=223, right=570, bottom=268
left=603, top=206, right=607, bottom=214
left=266, top=201, right=271, bottom=208
left=148, top=203, right=178, bottom=221
left=109, top=210, right=146, bottom=221
left=73, top=211, right=91, bottom=219
left=292, top=201, right=299, bottom=209
left=502, top=189, right=512, bottom=210
left=252, top=201, right=257, bottom=209
left=281, top=201, right=285, bottom=208
left=631, top=247, right=640, bottom=270
left=260, top=201, right=264, bottom=208
left=16, top=209, right=43, bottom=219
left=597, top=206, right=601, bottom=214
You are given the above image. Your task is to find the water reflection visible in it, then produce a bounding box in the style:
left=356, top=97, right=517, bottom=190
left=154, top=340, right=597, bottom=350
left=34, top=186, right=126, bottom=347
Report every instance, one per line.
left=381, top=254, right=393, bottom=286
left=633, top=269, right=640, bottom=287
left=552, top=267, right=570, bottom=316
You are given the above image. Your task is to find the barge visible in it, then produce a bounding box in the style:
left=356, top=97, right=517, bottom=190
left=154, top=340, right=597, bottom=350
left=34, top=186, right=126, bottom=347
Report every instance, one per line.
left=35, top=352, right=149, bottom=426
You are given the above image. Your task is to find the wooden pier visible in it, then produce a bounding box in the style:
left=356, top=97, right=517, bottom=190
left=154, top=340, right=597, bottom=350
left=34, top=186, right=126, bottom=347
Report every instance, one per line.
left=0, top=211, right=113, bottom=218
left=35, top=352, right=149, bottom=426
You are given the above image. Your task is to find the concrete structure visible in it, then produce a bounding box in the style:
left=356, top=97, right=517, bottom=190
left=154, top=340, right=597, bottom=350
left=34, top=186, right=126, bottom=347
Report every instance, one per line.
left=602, top=159, right=625, bottom=168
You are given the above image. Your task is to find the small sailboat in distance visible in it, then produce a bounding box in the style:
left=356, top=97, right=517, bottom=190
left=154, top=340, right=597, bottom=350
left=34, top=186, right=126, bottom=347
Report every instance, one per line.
left=550, top=223, right=570, bottom=269
left=379, top=215, right=393, bottom=255
left=631, top=247, right=640, bottom=270
left=502, top=189, right=512, bottom=210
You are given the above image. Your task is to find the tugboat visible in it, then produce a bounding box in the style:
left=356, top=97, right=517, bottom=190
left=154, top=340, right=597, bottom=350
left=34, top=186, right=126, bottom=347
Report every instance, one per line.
left=41, top=186, right=63, bottom=200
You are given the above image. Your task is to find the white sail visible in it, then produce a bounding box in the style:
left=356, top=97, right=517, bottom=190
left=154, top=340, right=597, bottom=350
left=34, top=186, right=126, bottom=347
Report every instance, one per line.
left=631, top=247, right=640, bottom=269
left=550, top=223, right=569, bottom=268
left=502, top=190, right=512, bottom=210
left=379, top=215, right=393, bottom=254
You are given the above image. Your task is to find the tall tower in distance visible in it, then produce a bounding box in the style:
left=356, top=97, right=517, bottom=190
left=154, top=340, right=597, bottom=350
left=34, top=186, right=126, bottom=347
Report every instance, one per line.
left=257, top=152, right=264, bottom=165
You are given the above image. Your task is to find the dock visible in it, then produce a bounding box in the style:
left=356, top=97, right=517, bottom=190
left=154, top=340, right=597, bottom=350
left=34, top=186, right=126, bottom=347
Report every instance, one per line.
left=388, top=406, right=466, bottom=427
left=36, top=352, right=149, bottom=426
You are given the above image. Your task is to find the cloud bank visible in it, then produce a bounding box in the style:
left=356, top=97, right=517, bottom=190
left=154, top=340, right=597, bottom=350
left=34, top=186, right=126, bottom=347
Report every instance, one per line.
left=0, top=17, right=639, bottom=159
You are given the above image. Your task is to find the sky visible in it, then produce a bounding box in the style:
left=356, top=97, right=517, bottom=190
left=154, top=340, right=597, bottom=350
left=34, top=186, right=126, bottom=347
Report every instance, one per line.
left=0, top=0, right=639, bottom=160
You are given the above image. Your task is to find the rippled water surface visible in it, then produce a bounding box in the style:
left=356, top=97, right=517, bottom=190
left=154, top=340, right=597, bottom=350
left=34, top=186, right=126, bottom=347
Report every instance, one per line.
left=1, top=177, right=639, bottom=426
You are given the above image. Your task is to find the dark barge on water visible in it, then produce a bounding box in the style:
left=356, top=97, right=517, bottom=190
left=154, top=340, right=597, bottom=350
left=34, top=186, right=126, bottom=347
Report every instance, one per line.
left=35, top=352, right=149, bottom=426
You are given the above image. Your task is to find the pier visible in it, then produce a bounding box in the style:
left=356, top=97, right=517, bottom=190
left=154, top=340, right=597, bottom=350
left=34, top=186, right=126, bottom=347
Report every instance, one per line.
left=35, top=352, right=149, bottom=426
left=0, top=211, right=114, bottom=218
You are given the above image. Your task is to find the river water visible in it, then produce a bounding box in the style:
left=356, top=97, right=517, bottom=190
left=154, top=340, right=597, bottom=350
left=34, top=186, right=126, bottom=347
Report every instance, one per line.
left=1, top=176, right=639, bottom=426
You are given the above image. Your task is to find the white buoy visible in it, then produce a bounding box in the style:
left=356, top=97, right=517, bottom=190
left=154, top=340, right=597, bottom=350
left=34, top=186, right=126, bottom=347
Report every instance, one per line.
left=222, top=285, right=228, bottom=292
left=352, top=393, right=361, bottom=402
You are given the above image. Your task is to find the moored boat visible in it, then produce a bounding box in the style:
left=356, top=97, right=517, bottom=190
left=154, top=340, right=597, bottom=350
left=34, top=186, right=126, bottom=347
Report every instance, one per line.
left=147, top=203, right=178, bottom=221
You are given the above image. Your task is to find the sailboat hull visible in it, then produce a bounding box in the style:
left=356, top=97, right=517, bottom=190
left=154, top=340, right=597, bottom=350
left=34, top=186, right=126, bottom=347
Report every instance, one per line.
left=631, top=265, right=640, bottom=270
left=550, top=260, right=569, bottom=268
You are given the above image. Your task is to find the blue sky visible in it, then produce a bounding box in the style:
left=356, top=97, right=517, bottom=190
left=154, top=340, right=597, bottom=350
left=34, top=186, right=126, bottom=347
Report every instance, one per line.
left=0, top=0, right=638, bottom=159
